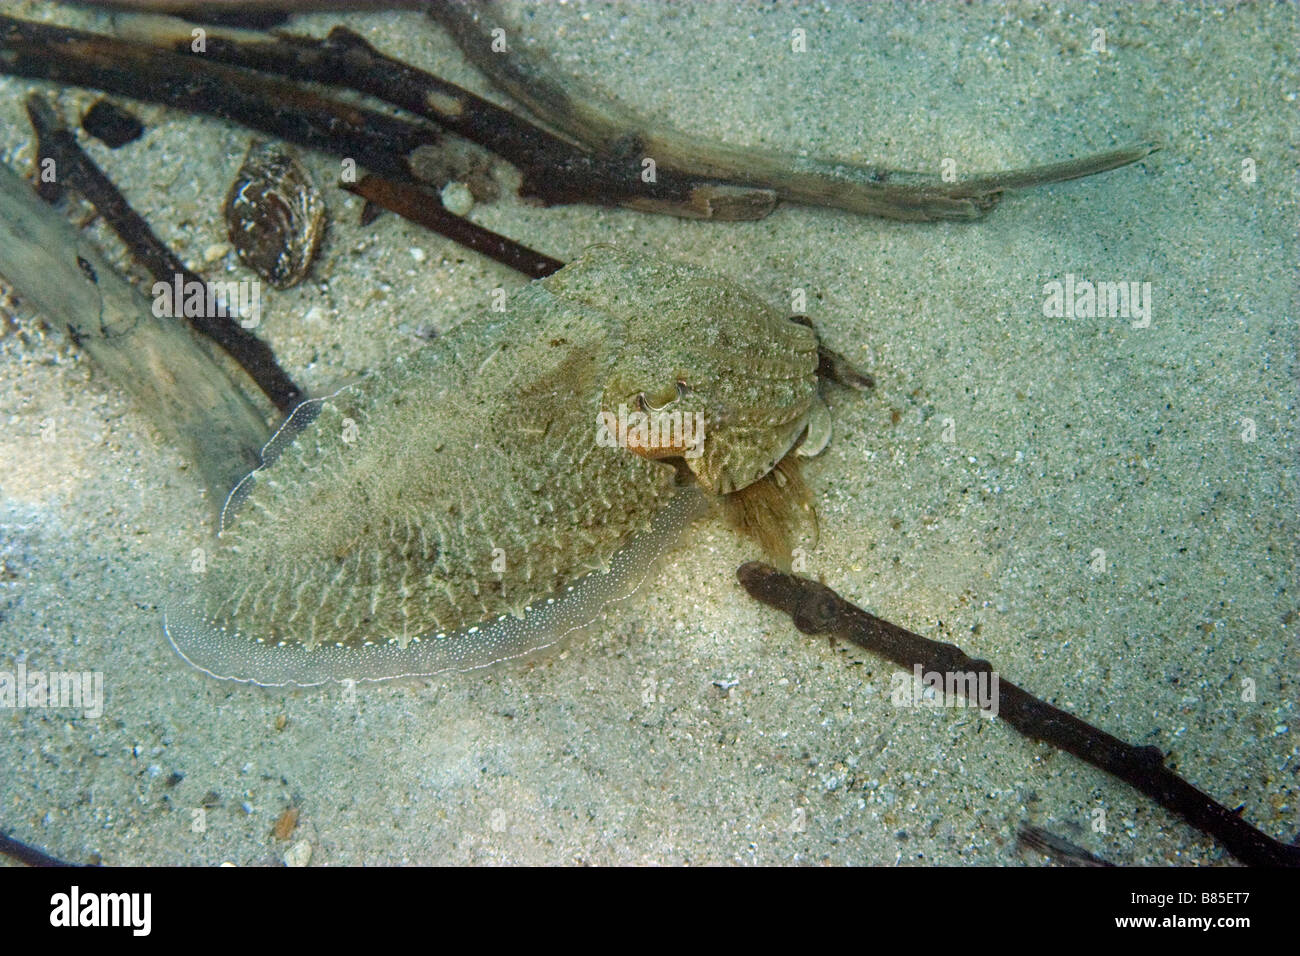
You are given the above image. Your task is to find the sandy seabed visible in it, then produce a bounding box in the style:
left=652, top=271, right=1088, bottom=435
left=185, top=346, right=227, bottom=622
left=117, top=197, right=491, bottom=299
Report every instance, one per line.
left=0, top=1, right=1295, bottom=865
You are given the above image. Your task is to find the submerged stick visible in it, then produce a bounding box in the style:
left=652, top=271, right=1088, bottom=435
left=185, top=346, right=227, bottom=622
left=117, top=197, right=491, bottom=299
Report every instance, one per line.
left=16, top=9, right=1155, bottom=221
left=107, top=8, right=1154, bottom=222
left=25, top=95, right=304, bottom=415
left=0, top=14, right=435, bottom=179
left=0, top=828, right=87, bottom=867
left=430, top=0, right=1158, bottom=222
left=342, top=175, right=564, bottom=279
left=736, top=562, right=1300, bottom=867
left=1018, top=825, right=1115, bottom=868
left=0, top=161, right=270, bottom=502
left=118, top=18, right=779, bottom=221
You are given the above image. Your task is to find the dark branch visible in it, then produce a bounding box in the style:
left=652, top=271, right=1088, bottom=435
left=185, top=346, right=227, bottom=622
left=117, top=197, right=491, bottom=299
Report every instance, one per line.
left=0, top=14, right=435, bottom=180
left=0, top=828, right=90, bottom=867
left=6, top=11, right=1155, bottom=222
left=26, top=95, right=304, bottom=414
left=737, top=562, right=1300, bottom=867
left=428, top=0, right=1157, bottom=221
left=125, top=20, right=779, bottom=220
left=342, top=175, right=563, bottom=280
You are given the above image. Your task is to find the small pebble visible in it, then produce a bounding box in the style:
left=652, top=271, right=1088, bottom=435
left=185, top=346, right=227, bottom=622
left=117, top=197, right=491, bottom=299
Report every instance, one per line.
left=440, top=181, right=474, bottom=216
left=409, top=247, right=427, bottom=264
left=283, top=839, right=312, bottom=867
left=203, top=243, right=231, bottom=263
left=80, top=98, right=144, bottom=148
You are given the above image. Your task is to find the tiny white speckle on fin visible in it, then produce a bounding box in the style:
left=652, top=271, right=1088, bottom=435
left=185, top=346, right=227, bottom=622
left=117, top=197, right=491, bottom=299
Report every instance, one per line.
left=163, top=487, right=705, bottom=687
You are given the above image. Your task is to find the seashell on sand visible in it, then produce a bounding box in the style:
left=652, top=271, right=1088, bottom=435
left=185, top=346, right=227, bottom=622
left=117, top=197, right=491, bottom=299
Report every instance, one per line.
left=224, top=142, right=327, bottom=290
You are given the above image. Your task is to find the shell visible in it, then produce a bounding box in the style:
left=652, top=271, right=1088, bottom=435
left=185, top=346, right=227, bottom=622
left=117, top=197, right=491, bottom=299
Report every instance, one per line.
left=223, top=142, right=326, bottom=290
left=163, top=246, right=821, bottom=685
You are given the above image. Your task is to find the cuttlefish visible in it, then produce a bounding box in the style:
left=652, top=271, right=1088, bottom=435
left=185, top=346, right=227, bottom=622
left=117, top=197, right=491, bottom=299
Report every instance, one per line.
left=164, top=245, right=863, bottom=685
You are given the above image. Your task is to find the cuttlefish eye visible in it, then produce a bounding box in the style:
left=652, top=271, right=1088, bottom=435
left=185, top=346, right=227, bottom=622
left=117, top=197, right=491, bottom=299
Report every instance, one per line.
left=635, top=380, right=691, bottom=413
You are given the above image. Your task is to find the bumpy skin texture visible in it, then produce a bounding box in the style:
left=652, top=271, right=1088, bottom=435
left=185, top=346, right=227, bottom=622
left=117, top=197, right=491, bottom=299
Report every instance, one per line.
left=195, top=246, right=819, bottom=652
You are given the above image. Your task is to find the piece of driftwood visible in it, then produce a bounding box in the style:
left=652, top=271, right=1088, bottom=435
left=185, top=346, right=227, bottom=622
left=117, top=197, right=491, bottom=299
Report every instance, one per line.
left=342, top=175, right=563, bottom=279
left=0, top=161, right=270, bottom=502
left=1018, top=825, right=1115, bottom=867
left=25, top=95, right=304, bottom=414
left=4, top=13, right=768, bottom=222
left=428, top=0, right=1158, bottom=221
left=116, top=18, right=782, bottom=221
left=0, top=828, right=86, bottom=867
left=78, top=5, right=1156, bottom=222
left=79, top=98, right=144, bottom=149
left=68, top=0, right=416, bottom=16
left=0, top=14, right=435, bottom=180
left=736, top=562, right=1300, bottom=867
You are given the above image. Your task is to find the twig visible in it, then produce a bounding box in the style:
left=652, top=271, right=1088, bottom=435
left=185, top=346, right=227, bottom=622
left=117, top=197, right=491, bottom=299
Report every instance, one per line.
left=26, top=95, right=304, bottom=414
left=0, top=828, right=89, bottom=867
left=342, top=175, right=563, bottom=279
left=119, top=19, right=780, bottom=221
left=115, top=11, right=1155, bottom=223
left=60, top=2, right=1158, bottom=219
left=0, top=14, right=436, bottom=180
left=429, top=0, right=1158, bottom=222
left=736, top=562, right=1300, bottom=867
left=67, top=0, right=420, bottom=14
left=19, top=9, right=1155, bottom=221
left=1018, top=825, right=1114, bottom=868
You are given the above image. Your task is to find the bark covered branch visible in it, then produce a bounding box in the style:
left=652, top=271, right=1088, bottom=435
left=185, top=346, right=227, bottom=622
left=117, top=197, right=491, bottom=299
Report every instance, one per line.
left=738, top=562, right=1300, bottom=867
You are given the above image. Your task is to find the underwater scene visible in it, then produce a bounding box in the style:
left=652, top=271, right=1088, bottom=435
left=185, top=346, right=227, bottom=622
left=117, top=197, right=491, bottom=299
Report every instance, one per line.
left=0, top=0, right=1295, bottom=870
